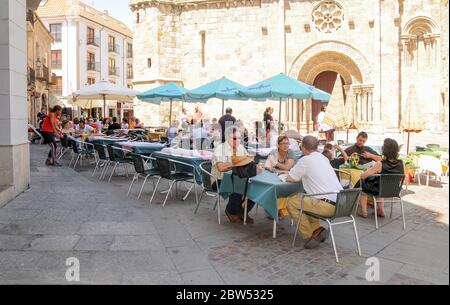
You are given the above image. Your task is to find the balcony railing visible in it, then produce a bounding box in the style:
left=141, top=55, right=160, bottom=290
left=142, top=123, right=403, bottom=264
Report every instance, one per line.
left=27, top=66, right=35, bottom=86
left=108, top=67, right=120, bottom=76
left=87, top=36, right=100, bottom=47
left=108, top=44, right=120, bottom=54
left=87, top=61, right=101, bottom=72
left=36, top=65, right=49, bottom=83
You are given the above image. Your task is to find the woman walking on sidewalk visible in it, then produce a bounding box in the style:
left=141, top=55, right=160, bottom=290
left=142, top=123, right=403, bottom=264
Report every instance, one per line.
left=41, top=105, right=63, bottom=166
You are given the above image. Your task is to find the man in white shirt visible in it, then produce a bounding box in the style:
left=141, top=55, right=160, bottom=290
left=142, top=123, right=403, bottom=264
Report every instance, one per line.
left=285, top=135, right=343, bottom=249
left=212, top=126, right=256, bottom=223
left=76, top=120, right=95, bottom=134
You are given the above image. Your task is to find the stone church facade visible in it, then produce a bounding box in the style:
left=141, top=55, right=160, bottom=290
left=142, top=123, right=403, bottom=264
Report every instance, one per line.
left=129, top=0, right=448, bottom=134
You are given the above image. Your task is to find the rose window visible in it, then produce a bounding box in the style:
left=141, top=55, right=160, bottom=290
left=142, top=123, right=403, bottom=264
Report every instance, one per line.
left=312, top=1, right=344, bottom=33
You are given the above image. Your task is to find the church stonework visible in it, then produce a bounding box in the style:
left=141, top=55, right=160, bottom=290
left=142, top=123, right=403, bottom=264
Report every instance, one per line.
left=130, top=0, right=448, bottom=135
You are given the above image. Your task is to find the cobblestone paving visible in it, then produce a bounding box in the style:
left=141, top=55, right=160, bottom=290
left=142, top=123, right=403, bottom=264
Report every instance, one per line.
left=0, top=145, right=448, bottom=285
left=207, top=231, right=365, bottom=284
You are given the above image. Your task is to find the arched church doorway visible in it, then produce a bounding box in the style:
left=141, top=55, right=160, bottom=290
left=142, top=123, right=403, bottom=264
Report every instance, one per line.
left=312, top=71, right=346, bottom=130
left=289, top=47, right=374, bottom=132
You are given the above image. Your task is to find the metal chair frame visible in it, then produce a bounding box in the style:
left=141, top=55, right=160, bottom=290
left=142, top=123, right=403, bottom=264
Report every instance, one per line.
left=292, top=189, right=363, bottom=263
left=69, top=140, right=96, bottom=170
left=150, top=157, right=198, bottom=207
left=104, top=145, right=134, bottom=182
left=127, top=154, right=160, bottom=200
left=364, top=174, right=406, bottom=230
left=194, top=161, right=221, bottom=224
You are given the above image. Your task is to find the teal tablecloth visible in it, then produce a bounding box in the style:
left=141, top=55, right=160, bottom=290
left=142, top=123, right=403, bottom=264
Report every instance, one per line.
left=219, top=170, right=304, bottom=223
left=113, top=142, right=165, bottom=155
left=91, top=137, right=127, bottom=146
left=150, top=151, right=208, bottom=184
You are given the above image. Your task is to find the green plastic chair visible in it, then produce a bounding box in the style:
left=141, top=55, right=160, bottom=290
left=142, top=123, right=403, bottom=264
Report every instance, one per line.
left=292, top=188, right=362, bottom=263
left=195, top=161, right=222, bottom=224
left=366, top=174, right=406, bottom=230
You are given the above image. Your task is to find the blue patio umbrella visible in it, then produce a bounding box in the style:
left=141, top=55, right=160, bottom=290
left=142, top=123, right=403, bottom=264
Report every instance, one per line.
left=306, top=85, right=331, bottom=101
left=239, top=73, right=330, bottom=131
left=185, top=77, right=249, bottom=115
left=137, top=83, right=191, bottom=126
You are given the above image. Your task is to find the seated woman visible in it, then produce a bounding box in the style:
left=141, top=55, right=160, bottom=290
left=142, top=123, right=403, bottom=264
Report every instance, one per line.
left=263, top=135, right=296, bottom=220
left=265, top=135, right=296, bottom=172
left=357, top=138, right=405, bottom=218
left=61, top=120, right=75, bottom=137
left=170, top=129, right=184, bottom=148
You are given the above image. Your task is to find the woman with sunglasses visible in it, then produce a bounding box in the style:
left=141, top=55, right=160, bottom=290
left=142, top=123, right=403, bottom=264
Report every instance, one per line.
left=264, top=135, right=296, bottom=172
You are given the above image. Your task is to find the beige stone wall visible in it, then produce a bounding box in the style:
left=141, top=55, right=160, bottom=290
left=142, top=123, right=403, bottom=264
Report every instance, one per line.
left=131, top=0, right=448, bottom=133
left=27, top=13, right=54, bottom=125
left=440, top=0, right=449, bottom=129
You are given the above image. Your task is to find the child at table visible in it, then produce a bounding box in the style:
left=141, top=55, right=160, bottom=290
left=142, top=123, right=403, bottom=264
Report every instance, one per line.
left=322, top=143, right=349, bottom=169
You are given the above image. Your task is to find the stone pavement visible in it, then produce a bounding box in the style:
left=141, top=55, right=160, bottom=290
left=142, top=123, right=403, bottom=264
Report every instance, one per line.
left=0, top=144, right=448, bottom=285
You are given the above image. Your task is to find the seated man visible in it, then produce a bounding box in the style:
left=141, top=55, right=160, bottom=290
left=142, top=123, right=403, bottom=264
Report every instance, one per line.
left=344, top=131, right=382, bottom=165
left=212, top=126, right=256, bottom=223
left=75, top=119, right=95, bottom=136
left=285, top=135, right=343, bottom=249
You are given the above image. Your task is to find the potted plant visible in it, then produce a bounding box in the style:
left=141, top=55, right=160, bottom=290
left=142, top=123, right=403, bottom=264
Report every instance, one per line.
left=401, top=155, right=418, bottom=183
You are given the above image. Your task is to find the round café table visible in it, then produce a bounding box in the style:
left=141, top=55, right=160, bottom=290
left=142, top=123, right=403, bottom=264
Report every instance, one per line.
left=339, top=164, right=369, bottom=188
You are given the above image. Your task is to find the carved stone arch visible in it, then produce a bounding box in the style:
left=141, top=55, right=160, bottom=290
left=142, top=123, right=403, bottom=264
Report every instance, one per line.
left=288, top=41, right=371, bottom=84
left=403, top=16, right=438, bottom=35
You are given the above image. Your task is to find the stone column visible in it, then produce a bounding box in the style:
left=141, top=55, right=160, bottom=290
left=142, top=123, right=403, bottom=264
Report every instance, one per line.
left=0, top=0, right=30, bottom=206
left=306, top=98, right=312, bottom=133
left=370, top=91, right=374, bottom=121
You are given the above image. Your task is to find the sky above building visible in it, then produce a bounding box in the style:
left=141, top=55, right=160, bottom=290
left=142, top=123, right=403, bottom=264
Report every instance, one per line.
left=89, top=0, right=133, bottom=29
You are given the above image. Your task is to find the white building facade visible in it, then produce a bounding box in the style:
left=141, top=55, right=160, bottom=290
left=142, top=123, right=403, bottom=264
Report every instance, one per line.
left=37, top=0, right=134, bottom=119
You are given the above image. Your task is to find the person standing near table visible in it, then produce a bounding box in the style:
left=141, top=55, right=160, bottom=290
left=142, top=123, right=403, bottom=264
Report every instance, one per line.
left=344, top=131, right=382, bottom=165
left=317, top=105, right=335, bottom=141
left=284, top=135, right=343, bottom=249
left=193, top=106, right=203, bottom=124
left=263, top=107, right=274, bottom=146
left=40, top=105, right=63, bottom=166
left=212, top=126, right=256, bottom=223
left=37, top=107, right=46, bottom=125
left=218, top=107, right=236, bottom=143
